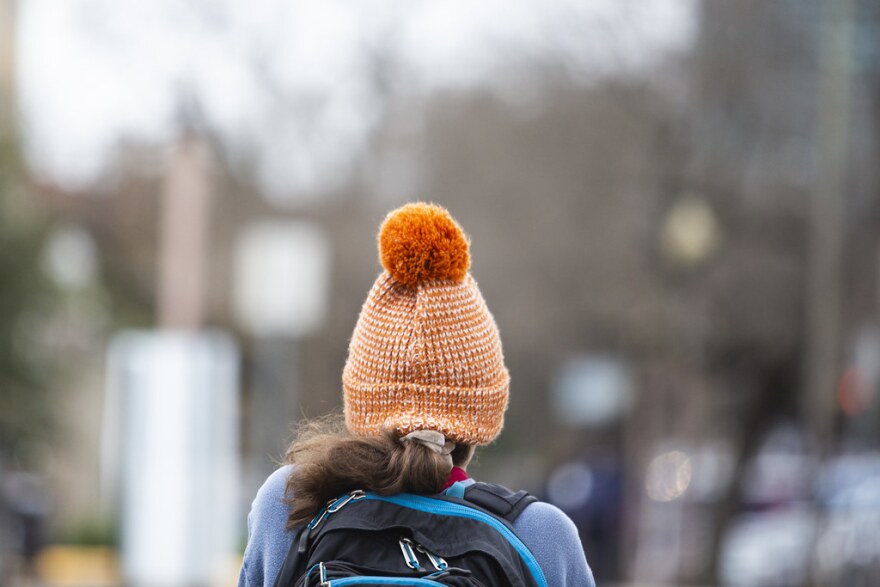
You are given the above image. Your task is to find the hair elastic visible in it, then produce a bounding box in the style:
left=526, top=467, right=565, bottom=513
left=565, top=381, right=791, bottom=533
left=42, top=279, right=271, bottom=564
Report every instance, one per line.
left=401, top=430, right=455, bottom=466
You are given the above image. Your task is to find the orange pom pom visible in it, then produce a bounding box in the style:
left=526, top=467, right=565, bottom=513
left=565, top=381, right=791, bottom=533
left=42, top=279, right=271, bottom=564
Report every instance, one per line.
left=379, top=203, right=471, bottom=287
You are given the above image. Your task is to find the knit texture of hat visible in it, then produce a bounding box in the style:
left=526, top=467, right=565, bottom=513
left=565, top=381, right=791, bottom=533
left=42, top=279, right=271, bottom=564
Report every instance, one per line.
left=343, top=202, right=510, bottom=445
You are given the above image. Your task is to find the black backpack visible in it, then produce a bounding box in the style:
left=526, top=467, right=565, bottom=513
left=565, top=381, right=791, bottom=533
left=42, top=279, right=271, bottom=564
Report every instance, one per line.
left=273, top=482, right=548, bottom=587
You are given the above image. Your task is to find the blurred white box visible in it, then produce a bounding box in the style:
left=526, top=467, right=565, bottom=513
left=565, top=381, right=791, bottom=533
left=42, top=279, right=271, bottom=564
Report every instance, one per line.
left=232, top=221, right=330, bottom=339
left=104, top=330, right=240, bottom=587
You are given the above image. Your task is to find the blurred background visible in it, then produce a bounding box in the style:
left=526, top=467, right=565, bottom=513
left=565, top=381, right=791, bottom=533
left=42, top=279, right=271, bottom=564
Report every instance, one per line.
left=1, top=0, right=879, bottom=586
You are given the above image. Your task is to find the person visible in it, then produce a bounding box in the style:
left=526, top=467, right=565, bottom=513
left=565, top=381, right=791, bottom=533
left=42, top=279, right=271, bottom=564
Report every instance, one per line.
left=239, top=202, right=595, bottom=587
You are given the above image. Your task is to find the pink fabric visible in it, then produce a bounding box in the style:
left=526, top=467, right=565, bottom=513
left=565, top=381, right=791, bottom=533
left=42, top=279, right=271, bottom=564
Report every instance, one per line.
left=442, top=466, right=470, bottom=490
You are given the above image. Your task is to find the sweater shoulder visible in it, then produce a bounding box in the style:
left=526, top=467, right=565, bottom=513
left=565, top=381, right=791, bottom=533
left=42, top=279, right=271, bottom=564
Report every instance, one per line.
left=249, top=465, right=293, bottom=532
left=258, top=465, right=293, bottom=508
left=514, top=501, right=595, bottom=587
left=515, top=500, right=576, bottom=530
left=239, top=465, right=295, bottom=587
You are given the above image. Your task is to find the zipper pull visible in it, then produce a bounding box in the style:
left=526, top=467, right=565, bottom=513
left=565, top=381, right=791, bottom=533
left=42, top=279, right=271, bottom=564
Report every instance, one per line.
left=416, top=544, right=448, bottom=571
left=299, top=490, right=366, bottom=555
left=327, top=489, right=366, bottom=514
left=425, top=550, right=448, bottom=571
left=399, top=538, right=422, bottom=570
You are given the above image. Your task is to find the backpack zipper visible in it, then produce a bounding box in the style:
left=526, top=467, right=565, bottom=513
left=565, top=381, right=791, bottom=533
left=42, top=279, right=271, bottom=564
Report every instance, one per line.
left=398, top=538, right=447, bottom=572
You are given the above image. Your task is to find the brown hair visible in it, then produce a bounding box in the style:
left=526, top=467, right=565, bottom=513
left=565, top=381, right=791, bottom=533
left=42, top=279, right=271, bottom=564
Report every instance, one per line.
left=283, top=415, right=475, bottom=529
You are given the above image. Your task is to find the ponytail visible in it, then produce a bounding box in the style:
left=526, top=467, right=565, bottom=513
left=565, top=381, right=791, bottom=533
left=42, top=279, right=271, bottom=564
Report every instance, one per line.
left=283, top=416, right=473, bottom=529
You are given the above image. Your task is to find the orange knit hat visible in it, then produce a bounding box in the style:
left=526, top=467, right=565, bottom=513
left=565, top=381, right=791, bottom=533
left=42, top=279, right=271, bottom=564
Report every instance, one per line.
left=342, top=203, right=510, bottom=445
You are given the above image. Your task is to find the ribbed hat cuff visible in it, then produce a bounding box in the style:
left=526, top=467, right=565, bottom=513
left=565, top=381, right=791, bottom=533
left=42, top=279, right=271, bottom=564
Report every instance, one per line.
left=343, top=377, right=509, bottom=445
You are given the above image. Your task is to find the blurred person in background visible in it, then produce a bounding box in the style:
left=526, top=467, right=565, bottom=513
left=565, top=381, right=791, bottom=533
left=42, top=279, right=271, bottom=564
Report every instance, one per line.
left=1, top=470, right=50, bottom=582
left=238, top=203, right=594, bottom=586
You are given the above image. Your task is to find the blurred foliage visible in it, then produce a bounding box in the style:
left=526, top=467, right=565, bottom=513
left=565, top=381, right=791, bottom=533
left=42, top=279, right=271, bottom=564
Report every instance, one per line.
left=56, top=514, right=119, bottom=547
left=0, top=130, right=59, bottom=467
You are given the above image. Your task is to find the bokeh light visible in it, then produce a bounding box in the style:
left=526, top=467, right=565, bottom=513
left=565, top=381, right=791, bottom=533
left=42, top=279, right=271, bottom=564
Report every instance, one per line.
left=645, top=451, right=693, bottom=503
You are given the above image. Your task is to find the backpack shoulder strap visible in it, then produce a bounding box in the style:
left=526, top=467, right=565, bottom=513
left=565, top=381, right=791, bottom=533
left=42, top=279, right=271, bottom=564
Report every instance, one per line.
left=463, top=482, right=537, bottom=524
left=273, top=525, right=306, bottom=587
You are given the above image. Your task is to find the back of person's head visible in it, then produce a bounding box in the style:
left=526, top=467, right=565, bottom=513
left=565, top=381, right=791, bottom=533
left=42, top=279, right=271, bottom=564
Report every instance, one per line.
left=285, top=202, right=509, bottom=528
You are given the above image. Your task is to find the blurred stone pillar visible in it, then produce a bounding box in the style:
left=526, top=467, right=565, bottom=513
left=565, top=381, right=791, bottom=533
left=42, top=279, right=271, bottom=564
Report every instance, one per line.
left=158, top=131, right=213, bottom=329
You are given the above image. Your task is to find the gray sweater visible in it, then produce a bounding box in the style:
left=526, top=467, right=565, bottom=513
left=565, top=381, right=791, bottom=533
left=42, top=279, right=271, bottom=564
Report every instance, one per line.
left=239, top=465, right=596, bottom=587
